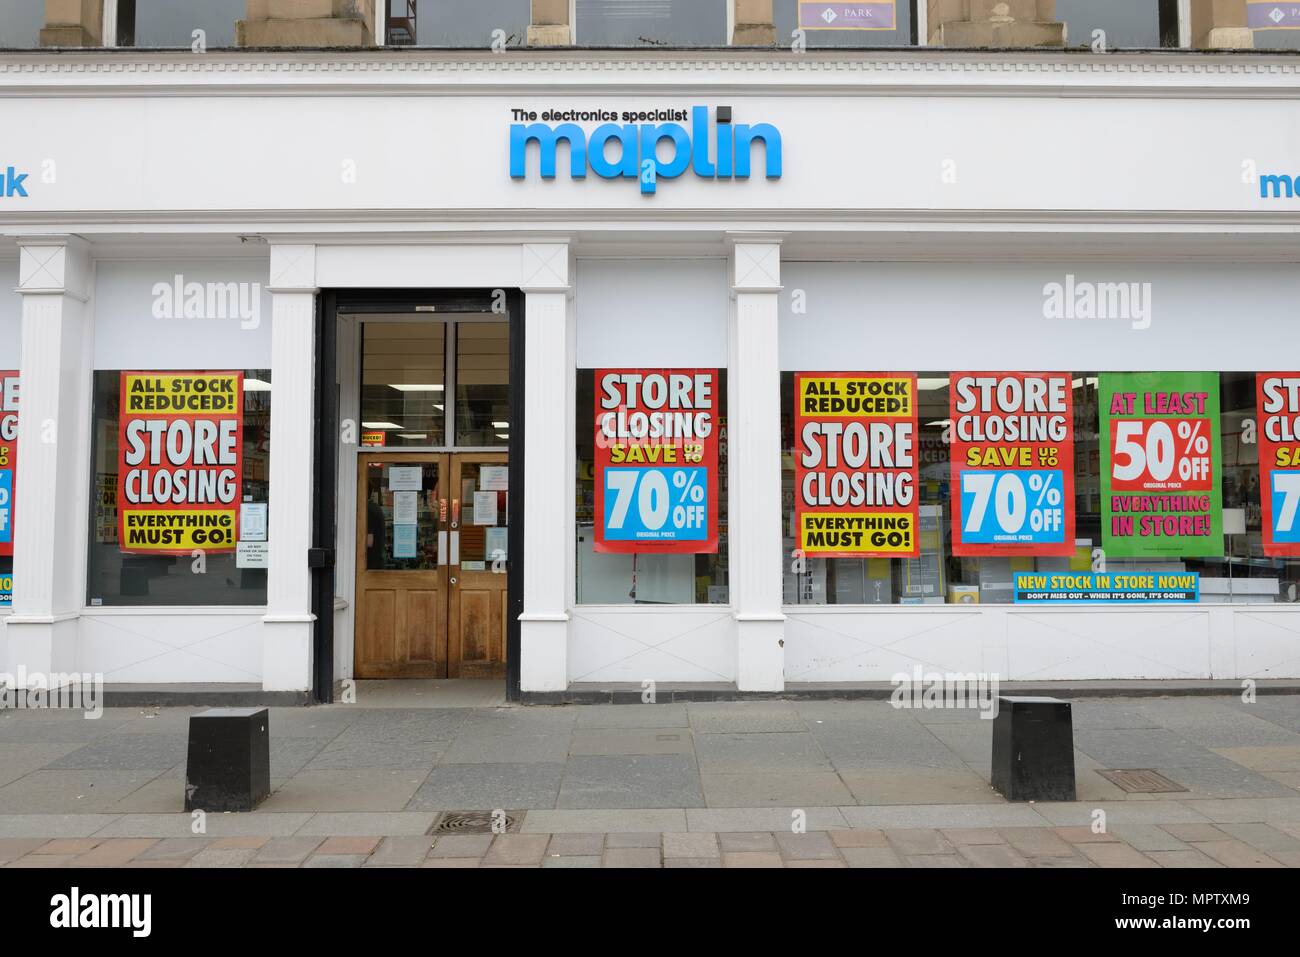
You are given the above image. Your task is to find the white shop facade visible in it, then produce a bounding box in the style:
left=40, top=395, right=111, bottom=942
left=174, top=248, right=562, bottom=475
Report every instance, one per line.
left=1, top=49, right=1299, bottom=702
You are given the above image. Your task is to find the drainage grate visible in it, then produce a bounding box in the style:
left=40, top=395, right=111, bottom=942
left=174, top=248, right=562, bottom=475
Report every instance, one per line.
left=1097, top=769, right=1188, bottom=793
left=429, top=810, right=523, bottom=835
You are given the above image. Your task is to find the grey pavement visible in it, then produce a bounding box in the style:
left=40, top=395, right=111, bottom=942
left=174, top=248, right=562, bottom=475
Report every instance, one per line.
left=1, top=694, right=1300, bottom=867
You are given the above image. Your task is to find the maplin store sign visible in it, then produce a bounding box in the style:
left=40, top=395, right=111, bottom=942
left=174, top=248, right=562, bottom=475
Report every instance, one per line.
left=509, top=104, right=783, bottom=195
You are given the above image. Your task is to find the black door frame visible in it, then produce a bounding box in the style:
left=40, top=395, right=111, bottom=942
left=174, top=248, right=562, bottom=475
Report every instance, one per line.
left=311, top=288, right=525, bottom=703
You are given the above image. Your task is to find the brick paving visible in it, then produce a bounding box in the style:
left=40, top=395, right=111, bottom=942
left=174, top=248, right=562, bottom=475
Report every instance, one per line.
left=2, top=821, right=1299, bottom=867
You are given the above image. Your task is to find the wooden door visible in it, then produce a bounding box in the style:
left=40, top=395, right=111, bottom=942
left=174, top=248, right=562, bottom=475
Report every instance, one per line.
left=447, top=453, right=509, bottom=678
left=354, top=453, right=450, bottom=678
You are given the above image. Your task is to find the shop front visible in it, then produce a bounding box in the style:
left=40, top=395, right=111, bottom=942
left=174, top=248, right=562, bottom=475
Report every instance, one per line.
left=1, top=49, right=1299, bottom=701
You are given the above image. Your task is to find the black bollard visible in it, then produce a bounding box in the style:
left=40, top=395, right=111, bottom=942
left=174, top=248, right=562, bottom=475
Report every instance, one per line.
left=185, top=707, right=271, bottom=812
left=990, top=696, right=1076, bottom=802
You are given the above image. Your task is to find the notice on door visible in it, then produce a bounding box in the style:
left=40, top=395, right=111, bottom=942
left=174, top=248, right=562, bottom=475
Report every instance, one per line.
left=118, top=372, right=243, bottom=554
left=1099, top=372, right=1222, bottom=557
left=594, top=369, right=719, bottom=554
left=1257, top=373, right=1300, bottom=556
left=949, top=373, right=1076, bottom=557
left=794, top=372, right=918, bottom=558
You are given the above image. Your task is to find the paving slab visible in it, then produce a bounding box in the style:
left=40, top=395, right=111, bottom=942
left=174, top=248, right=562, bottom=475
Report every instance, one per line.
left=295, top=812, right=437, bottom=837
left=440, top=731, right=572, bottom=765
left=0, top=743, right=82, bottom=787
left=259, top=770, right=428, bottom=813
left=718, top=831, right=777, bottom=852
left=0, top=814, right=119, bottom=839
left=93, top=812, right=312, bottom=838
left=365, top=836, right=436, bottom=866
left=702, top=771, right=853, bottom=808
left=428, top=833, right=493, bottom=858
left=0, top=769, right=164, bottom=813
left=569, top=729, right=694, bottom=756
left=47, top=733, right=189, bottom=771
left=663, top=831, right=719, bottom=858
left=407, top=763, right=562, bottom=810
left=841, top=846, right=904, bottom=867
left=546, top=833, right=605, bottom=856
left=838, top=803, right=1046, bottom=830
left=484, top=834, right=550, bottom=865
left=572, top=705, right=689, bottom=729
left=958, top=843, right=1029, bottom=867
left=694, top=732, right=832, bottom=773
left=686, top=806, right=850, bottom=832
left=558, top=755, right=704, bottom=809
left=687, top=703, right=806, bottom=734
left=840, top=768, right=1001, bottom=806
left=1028, top=800, right=1212, bottom=827
left=521, top=809, right=687, bottom=833
left=1174, top=840, right=1284, bottom=868
left=307, top=739, right=442, bottom=770
left=774, top=831, right=838, bottom=861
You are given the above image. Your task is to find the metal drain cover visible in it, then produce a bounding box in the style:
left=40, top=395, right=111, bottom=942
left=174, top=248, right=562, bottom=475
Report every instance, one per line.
left=1097, top=769, right=1188, bottom=793
left=429, top=810, right=523, bottom=835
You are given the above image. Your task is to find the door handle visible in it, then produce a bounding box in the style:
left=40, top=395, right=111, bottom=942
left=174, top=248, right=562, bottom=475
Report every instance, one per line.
left=449, top=577, right=458, bottom=585
left=450, top=529, right=459, bottom=565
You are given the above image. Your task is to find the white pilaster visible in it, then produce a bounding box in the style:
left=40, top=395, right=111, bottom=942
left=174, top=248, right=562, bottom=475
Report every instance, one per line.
left=519, top=243, right=572, bottom=692
left=729, top=238, right=786, bottom=691
left=262, top=244, right=318, bottom=692
left=7, top=237, right=93, bottom=685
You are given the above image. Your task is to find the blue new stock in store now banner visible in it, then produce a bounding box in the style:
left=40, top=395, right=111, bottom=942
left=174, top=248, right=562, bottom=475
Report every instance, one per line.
left=1014, top=571, right=1200, bottom=604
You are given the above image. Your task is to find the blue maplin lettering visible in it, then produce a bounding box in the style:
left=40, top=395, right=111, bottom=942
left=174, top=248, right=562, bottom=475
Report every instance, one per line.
left=1, top=167, right=29, bottom=198
left=510, top=106, right=782, bottom=194
left=1260, top=173, right=1296, bottom=198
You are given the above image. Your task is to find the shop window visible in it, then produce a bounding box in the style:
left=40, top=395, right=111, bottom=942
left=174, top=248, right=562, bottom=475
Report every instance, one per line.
left=114, top=0, right=242, bottom=48
left=781, top=371, right=1300, bottom=607
left=1056, top=0, right=1179, bottom=50
left=774, top=0, right=917, bottom=48
left=1247, top=0, right=1300, bottom=49
left=455, top=322, right=510, bottom=447
left=0, top=0, right=43, bottom=47
left=361, top=321, right=447, bottom=447
left=576, top=368, right=729, bottom=604
left=575, top=0, right=728, bottom=47
left=407, top=0, right=530, bottom=47
left=87, top=370, right=271, bottom=607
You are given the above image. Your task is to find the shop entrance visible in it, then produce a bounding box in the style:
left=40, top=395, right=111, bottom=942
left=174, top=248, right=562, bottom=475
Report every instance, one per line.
left=354, top=451, right=510, bottom=678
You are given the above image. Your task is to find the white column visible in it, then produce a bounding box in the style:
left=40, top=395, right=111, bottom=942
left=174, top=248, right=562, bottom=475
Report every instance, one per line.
left=729, top=238, right=786, bottom=691
left=519, top=243, right=572, bottom=692
left=6, top=236, right=93, bottom=684
left=261, top=244, right=318, bottom=692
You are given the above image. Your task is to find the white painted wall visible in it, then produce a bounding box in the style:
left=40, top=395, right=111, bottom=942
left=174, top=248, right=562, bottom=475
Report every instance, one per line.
left=779, top=262, right=1300, bottom=371
left=576, top=259, right=728, bottom=366
left=569, top=259, right=735, bottom=684
left=4, top=88, right=1300, bottom=215
left=93, top=259, right=272, bottom=369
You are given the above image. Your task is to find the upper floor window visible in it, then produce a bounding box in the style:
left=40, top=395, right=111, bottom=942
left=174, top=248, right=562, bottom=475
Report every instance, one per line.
left=1056, top=0, right=1179, bottom=50
left=395, top=0, right=530, bottom=48
left=1248, top=0, right=1300, bottom=49
left=776, top=1, right=917, bottom=48
left=575, top=0, right=728, bottom=46
left=0, top=0, right=47, bottom=48
left=115, top=0, right=243, bottom=48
